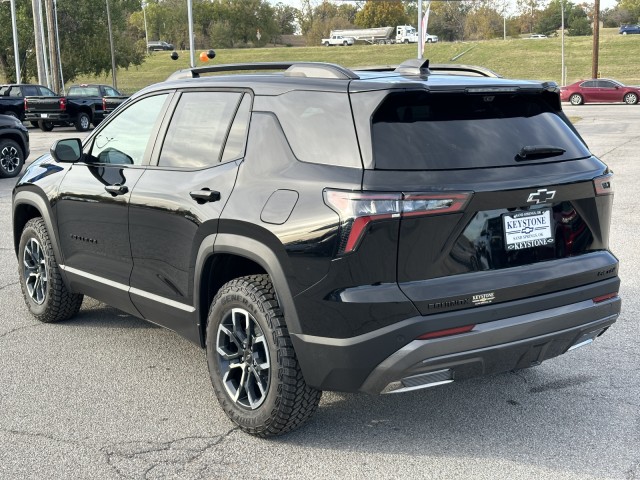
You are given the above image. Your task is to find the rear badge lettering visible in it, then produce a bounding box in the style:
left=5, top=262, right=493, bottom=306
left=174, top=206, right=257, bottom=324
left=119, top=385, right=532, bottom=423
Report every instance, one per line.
left=472, top=293, right=495, bottom=306
left=427, top=298, right=470, bottom=310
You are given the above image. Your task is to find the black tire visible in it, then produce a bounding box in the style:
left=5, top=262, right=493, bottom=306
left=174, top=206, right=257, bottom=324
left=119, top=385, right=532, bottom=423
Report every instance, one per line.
left=38, top=120, right=54, bottom=132
left=404, top=38, right=409, bottom=44
left=206, top=275, right=321, bottom=437
left=324, top=41, right=330, bottom=47
left=18, top=218, right=83, bottom=323
left=623, top=92, right=638, bottom=105
left=343, top=41, right=348, bottom=46
left=569, top=94, right=583, bottom=105
left=0, top=138, right=24, bottom=178
left=75, top=112, right=91, bottom=132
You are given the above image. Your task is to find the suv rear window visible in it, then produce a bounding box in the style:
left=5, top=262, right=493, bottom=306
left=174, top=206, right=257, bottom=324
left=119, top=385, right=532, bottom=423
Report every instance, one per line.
left=371, top=91, right=590, bottom=170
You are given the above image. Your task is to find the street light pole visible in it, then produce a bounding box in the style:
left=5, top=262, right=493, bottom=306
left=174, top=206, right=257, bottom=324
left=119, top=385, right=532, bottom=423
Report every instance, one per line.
left=142, top=1, right=149, bottom=53
left=5, top=0, right=21, bottom=83
left=561, top=0, right=565, bottom=85
left=187, top=0, right=195, bottom=67
left=591, top=0, right=600, bottom=79
left=106, top=0, right=117, bottom=89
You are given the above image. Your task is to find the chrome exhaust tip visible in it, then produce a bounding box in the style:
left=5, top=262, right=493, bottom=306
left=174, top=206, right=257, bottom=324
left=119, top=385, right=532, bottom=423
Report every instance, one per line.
left=382, top=369, right=453, bottom=394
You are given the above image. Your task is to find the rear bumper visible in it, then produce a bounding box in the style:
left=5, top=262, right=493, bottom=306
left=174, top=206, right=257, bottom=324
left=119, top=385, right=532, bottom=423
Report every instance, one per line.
left=25, top=112, right=70, bottom=123
left=291, top=278, right=620, bottom=393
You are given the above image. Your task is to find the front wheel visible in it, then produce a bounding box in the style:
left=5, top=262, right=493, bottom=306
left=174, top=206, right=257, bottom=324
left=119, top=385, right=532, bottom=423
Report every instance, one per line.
left=324, top=41, right=330, bottom=47
left=75, top=112, right=91, bottom=132
left=624, top=92, right=638, bottom=105
left=18, top=218, right=84, bottom=322
left=206, top=275, right=321, bottom=437
left=0, top=138, right=24, bottom=178
left=569, top=94, right=584, bottom=105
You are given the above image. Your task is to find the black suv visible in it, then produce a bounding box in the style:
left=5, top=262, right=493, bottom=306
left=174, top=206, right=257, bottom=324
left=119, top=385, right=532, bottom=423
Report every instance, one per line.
left=0, top=113, right=29, bottom=178
left=12, top=59, right=621, bottom=436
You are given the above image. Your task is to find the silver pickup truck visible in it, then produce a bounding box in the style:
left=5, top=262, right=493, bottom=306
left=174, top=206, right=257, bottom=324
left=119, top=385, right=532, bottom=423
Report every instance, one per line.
left=321, top=35, right=355, bottom=46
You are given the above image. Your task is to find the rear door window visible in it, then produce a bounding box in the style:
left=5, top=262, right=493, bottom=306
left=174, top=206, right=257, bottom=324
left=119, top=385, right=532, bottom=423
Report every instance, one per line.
left=371, top=91, right=590, bottom=170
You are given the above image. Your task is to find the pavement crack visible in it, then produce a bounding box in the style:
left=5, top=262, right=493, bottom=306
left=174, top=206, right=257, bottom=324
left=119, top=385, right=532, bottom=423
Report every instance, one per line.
left=598, top=134, right=640, bottom=159
left=102, top=428, right=240, bottom=480
left=0, top=281, right=19, bottom=291
left=0, top=323, right=42, bottom=340
left=0, top=427, right=90, bottom=448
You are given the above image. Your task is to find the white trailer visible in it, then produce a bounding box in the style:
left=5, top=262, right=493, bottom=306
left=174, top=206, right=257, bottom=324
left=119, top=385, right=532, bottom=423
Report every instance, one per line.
left=329, top=25, right=436, bottom=45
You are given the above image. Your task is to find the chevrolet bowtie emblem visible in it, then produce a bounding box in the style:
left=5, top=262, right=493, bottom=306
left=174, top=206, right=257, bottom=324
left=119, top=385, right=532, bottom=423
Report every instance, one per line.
left=527, top=188, right=556, bottom=204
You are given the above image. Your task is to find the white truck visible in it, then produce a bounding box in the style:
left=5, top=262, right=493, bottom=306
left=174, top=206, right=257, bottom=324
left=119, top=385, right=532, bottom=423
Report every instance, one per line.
left=329, top=25, right=438, bottom=45
left=321, top=35, right=355, bottom=47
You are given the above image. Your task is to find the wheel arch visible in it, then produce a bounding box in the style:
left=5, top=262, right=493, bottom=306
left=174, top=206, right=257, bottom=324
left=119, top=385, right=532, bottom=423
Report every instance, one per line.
left=0, top=131, right=27, bottom=156
left=194, top=233, right=300, bottom=348
left=13, top=191, right=62, bottom=264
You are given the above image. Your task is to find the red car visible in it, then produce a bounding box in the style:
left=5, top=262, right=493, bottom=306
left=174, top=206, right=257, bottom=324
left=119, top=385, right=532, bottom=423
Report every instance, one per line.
left=560, top=79, right=640, bottom=105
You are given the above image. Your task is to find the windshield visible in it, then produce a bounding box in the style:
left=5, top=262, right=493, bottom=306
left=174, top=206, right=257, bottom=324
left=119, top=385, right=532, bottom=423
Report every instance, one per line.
left=371, top=91, right=590, bottom=170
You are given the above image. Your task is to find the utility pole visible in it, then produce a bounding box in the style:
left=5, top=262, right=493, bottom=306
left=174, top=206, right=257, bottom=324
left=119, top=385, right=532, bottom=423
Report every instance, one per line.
left=187, top=0, right=195, bottom=67
left=106, top=0, right=117, bottom=89
left=31, top=0, right=47, bottom=85
left=44, top=0, right=61, bottom=93
left=7, top=0, right=21, bottom=83
left=591, top=0, right=600, bottom=79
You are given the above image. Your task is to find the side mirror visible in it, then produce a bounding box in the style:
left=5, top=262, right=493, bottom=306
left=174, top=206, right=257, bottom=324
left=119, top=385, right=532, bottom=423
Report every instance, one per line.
left=50, top=138, right=82, bottom=163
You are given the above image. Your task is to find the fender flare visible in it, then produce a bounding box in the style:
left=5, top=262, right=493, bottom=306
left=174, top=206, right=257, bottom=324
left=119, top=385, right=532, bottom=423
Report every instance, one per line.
left=194, top=233, right=301, bottom=335
left=12, top=190, right=63, bottom=260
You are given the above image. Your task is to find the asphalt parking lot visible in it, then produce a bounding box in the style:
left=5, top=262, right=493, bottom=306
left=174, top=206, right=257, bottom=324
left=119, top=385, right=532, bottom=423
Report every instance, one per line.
left=1, top=106, right=638, bottom=479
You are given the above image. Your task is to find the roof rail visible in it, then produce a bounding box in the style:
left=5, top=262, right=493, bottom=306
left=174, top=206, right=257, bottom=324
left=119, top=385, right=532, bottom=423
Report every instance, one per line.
left=355, top=61, right=502, bottom=78
left=167, top=62, right=359, bottom=81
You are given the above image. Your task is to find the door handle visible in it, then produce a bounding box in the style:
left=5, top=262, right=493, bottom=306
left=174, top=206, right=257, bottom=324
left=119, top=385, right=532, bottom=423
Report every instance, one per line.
left=190, top=189, right=221, bottom=203
left=105, top=184, right=129, bottom=196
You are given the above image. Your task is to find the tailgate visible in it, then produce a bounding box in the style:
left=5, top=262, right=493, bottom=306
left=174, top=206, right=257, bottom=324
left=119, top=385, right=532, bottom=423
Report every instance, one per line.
left=25, top=96, right=64, bottom=113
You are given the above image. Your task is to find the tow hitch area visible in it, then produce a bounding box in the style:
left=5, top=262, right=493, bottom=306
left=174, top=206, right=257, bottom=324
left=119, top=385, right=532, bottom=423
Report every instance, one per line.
left=568, top=328, right=608, bottom=352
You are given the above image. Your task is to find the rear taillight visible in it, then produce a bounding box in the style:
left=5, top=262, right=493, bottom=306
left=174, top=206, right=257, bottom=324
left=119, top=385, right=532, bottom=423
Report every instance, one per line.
left=593, top=173, right=613, bottom=196
left=324, top=189, right=472, bottom=254
left=24, top=98, right=28, bottom=110
left=59, top=97, right=66, bottom=111
left=102, top=97, right=107, bottom=111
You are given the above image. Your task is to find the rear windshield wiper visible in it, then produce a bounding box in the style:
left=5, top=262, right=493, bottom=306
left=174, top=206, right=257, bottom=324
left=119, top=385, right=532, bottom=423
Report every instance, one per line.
left=516, top=145, right=566, bottom=161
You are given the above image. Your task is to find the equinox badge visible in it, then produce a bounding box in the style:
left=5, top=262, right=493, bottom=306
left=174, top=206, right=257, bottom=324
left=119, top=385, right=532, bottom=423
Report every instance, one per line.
left=527, top=188, right=556, bottom=204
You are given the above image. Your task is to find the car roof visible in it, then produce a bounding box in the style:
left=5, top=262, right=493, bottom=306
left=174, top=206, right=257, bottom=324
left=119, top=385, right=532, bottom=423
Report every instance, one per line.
left=137, top=59, right=556, bottom=98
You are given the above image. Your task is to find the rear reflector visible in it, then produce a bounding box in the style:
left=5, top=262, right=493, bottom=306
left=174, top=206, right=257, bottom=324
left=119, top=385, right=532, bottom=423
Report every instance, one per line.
left=417, top=324, right=475, bottom=340
left=592, top=292, right=617, bottom=303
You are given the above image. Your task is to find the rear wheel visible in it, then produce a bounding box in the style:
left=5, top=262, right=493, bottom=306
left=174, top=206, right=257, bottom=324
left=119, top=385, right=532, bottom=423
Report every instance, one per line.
left=18, top=218, right=83, bottom=322
left=624, top=92, right=638, bottom=105
left=75, top=112, right=91, bottom=132
left=0, top=139, right=24, bottom=178
left=206, top=275, right=321, bottom=437
left=403, top=38, right=409, bottom=44
left=569, top=94, right=584, bottom=105
left=38, top=120, right=54, bottom=132
left=324, top=41, right=330, bottom=47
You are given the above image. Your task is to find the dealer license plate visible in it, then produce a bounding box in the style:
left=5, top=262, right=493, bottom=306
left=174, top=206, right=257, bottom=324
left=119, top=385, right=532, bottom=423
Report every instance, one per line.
left=41, top=113, right=48, bottom=118
left=503, top=209, right=554, bottom=251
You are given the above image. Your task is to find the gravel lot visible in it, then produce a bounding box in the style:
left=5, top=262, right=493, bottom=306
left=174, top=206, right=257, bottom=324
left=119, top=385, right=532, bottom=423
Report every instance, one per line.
left=1, top=107, right=638, bottom=480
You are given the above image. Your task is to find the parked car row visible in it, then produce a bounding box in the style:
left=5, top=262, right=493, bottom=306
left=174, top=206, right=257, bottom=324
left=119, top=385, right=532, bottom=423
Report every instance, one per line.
left=1, top=83, right=128, bottom=132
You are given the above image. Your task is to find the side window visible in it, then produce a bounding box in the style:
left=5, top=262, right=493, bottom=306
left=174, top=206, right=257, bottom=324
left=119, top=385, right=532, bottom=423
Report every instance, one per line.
left=598, top=81, right=614, bottom=88
left=268, top=91, right=361, bottom=168
left=581, top=81, right=596, bottom=88
left=23, top=86, right=39, bottom=96
left=158, top=91, right=241, bottom=169
left=104, top=86, right=119, bottom=96
left=87, top=94, right=169, bottom=165
left=221, top=94, right=251, bottom=162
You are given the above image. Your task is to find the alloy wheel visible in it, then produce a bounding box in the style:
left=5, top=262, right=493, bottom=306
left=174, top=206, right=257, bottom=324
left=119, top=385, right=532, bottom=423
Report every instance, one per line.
left=23, top=238, right=48, bottom=305
left=0, top=144, right=20, bottom=174
left=216, top=307, right=270, bottom=409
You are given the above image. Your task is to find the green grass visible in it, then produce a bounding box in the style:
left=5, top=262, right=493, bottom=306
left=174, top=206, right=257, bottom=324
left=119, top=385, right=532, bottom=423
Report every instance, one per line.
left=75, top=28, right=640, bottom=94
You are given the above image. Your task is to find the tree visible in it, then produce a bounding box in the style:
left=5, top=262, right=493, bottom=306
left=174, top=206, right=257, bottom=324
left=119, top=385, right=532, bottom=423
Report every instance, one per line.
left=355, top=0, right=408, bottom=28
left=617, top=0, right=640, bottom=23
left=428, top=1, right=470, bottom=41
left=465, top=4, right=504, bottom=40
left=0, top=0, right=36, bottom=83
